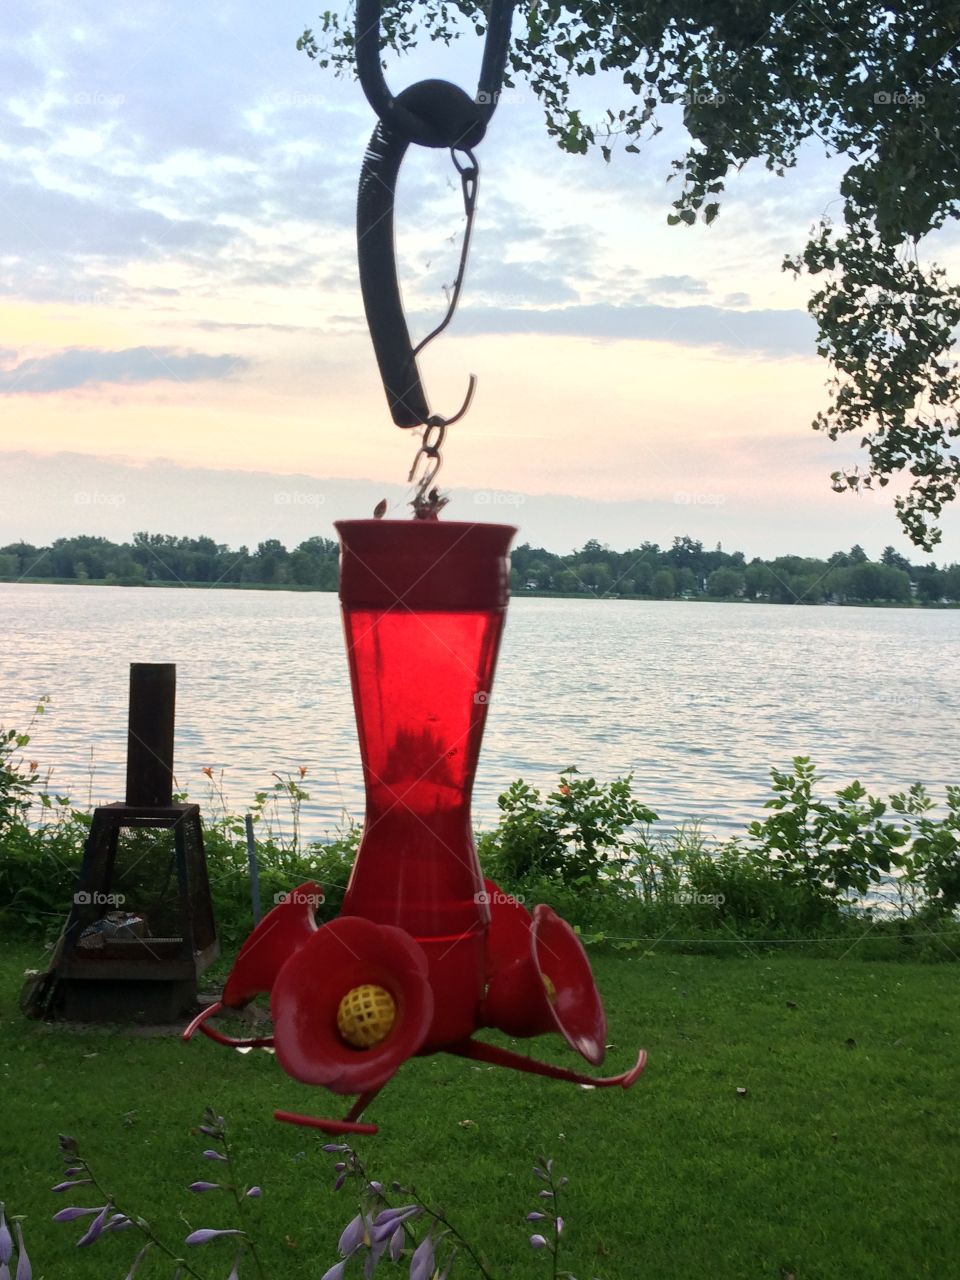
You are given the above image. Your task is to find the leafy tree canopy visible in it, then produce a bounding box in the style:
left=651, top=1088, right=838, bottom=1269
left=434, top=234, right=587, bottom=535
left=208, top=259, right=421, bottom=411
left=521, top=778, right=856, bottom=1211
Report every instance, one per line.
left=299, top=0, right=960, bottom=550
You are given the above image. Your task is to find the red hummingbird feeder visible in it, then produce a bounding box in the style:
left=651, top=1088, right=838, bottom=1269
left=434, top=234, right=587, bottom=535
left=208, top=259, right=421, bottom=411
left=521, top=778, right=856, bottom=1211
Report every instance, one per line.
left=184, top=519, right=646, bottom=1133
left=184, top=0, right=646, bottom=1132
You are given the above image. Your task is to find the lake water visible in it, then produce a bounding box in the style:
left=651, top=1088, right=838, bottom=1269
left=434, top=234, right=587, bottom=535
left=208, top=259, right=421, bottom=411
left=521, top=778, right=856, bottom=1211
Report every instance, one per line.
left=2, top=583, right=958, bottom=842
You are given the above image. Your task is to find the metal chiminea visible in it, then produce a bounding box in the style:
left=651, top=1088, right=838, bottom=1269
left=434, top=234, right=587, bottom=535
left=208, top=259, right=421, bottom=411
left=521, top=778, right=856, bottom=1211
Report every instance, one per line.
left=50, top=663, right=218, bottom=1022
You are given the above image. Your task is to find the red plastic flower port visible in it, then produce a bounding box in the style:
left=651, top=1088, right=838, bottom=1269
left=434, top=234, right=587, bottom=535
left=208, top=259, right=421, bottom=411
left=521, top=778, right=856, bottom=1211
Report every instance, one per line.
left=183, top=880, right=323, bottom=1051
left=533, top=904, right=606, bottom=1066
left=222, top=880, right=322, bottom=1008
left=480, top=880, right=607, bottom=1066
left=270, top=916, right=434, bottom=1095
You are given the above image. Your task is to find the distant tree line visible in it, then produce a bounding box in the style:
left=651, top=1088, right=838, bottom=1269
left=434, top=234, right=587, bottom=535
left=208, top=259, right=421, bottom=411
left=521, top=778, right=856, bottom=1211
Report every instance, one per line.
left=2, top=532, right=960, bottom=604
left=508, top=537, right=960, bottom=604
left=0, top=533, right=340, bottom=588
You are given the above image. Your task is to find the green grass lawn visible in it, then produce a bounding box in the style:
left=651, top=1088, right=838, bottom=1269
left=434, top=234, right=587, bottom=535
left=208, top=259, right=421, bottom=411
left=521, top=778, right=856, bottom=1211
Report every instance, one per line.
left=1, top=939, right=958, bottom=1279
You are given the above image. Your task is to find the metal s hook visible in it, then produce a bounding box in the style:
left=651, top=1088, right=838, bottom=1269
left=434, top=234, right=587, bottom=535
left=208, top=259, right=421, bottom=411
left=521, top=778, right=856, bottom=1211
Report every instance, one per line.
left=405, top=148, right=480, bottom=430
left=429, top=374, right=477, bottom=430
left=408, top=420, right=451, bottom=518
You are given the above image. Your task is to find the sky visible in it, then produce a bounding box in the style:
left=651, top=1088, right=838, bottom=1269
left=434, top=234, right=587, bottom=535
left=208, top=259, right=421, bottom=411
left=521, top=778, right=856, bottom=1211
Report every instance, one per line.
left=2, top=0, right=959, bottom=562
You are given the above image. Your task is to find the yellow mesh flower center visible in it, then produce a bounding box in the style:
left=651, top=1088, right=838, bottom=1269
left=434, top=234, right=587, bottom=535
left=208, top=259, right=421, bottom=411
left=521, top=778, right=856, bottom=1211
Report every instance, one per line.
left=541, top=973, right=557, bottom=1004
left=337, top=984, right=397, bottom=1048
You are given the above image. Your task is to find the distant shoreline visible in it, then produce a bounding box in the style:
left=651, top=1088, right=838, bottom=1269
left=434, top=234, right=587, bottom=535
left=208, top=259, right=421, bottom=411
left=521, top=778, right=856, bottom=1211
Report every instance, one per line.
left=2, top=577, right=958, bottom=608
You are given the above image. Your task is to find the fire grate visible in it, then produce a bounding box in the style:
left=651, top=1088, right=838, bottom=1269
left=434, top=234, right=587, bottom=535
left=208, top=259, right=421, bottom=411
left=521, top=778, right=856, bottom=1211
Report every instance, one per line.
left=37, top=663, right=218, bottom=1023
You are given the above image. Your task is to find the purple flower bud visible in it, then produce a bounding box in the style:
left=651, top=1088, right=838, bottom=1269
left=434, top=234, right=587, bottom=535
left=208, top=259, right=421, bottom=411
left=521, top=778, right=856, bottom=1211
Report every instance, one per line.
left=368, top=1181, right=383, bottom=1193
left=106, top=1215, right=133, bottom=1232
left=557, top=1176, right=568, bottom=1187
left=245, top=1187, right=262, bottom=1199
left=52, top=1208, right=100, bottom=1223
left=338, top=1214, right=365, bottom=1257
left=374, top=1206, right=415, bottom=1224
left=334, top=1163, right=346, bottom=1173
left=0, top=1205, right=12, bottom=1264
left=323, top=1144, right=349, bottom=1153
left=546, top=1159, right=554, bottom=1174
left=0, top=1263, right=8, bottom=1280
left=63, top=1169, right=83, bottom=1178
left=538, top=1189, right=554, bottom=1199
left=533, top=1166, right=548, bottom=1180
left=333, top=1173, right=347, bottom=1192
left=526, top=1212, right=547, bottom=1221
left=389, top=1226, right=404, bottom=1262
left=372, top=1207, right=420, bottom=1242
left=52, top=1180, right=91, bottom=1193
left=409, top=1234, right=434, bottom=1280
left=76, top=1204, right=112, bottom=1248
left=320, top=1261, right=347, bottom=1280
left=189, top=1183, right=221, bottom=1194
left=199, top=1125, right=220, bottom=1137
left=529, top=1234, right=550, bottom=1250
left=58, top=1136, right=79, bottom=1156
left=184, top=1229, right=243, bottom=1246
left=202, top=1150, right=229, bottom=1162
left=14, top=1224, right=30, bottom=1280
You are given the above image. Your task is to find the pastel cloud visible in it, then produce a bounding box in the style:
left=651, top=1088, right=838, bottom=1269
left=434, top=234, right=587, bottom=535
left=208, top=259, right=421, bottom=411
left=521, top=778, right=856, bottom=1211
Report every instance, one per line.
left=440, top=301, right=817, bottom=357
left=0, top=347, right=248, bottom=394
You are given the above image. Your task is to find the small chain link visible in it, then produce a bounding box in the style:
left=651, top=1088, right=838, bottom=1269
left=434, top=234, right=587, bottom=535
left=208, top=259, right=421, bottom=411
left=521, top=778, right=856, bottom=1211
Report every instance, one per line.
left=408, top=421, right=447, bottom=515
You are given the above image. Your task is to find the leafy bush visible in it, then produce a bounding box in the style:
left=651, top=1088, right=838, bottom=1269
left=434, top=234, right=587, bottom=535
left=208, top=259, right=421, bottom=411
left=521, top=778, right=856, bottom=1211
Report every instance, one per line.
left=683, top=843, right=842, bottom=936
left=0, top=696, right=50, bottom=832
left=890, top=782, right=960, bottom=916
left=477, top=768, right=657, bottom=888
left=746, top=757, right=912, bottom=902
left=0, top=811, right=90, bottom=932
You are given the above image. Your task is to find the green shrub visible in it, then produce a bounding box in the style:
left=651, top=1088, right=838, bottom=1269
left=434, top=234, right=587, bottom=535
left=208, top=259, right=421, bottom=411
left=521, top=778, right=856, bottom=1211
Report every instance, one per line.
left=0, top=814, right=88, bottom=933
left=890, top=782, right=960, bottom=916
left=478, top=768, right=657, bottom=888
left=746, top=757, right=911, bottom=901
left=0, top=697, right=50, bottom=832
left=684, top=842, right=842, bottom=936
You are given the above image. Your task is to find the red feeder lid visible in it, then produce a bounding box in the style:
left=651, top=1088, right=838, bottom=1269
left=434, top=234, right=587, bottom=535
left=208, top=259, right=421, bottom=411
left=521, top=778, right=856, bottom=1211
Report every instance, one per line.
left=336, top=519, right=517, bottom=611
